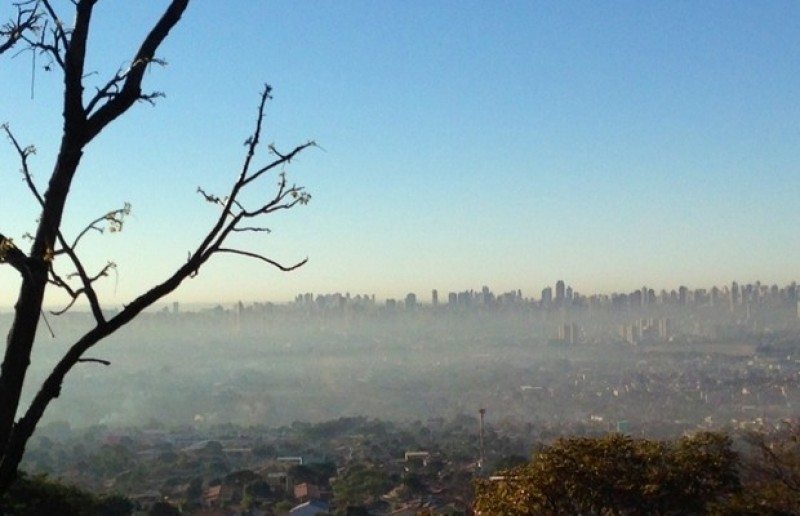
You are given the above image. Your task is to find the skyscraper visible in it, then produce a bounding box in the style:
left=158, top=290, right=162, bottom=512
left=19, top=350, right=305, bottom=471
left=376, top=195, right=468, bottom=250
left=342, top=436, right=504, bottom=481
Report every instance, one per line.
left=541, top=287, right=553, bottom=308
left=555, top=280, right=566, bottom=302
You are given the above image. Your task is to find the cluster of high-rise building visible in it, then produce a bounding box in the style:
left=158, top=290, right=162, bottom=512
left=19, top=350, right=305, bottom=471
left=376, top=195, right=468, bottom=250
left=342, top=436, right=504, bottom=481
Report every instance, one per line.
left=618, top=317, right=674, bottom=345
left=292, top=280, right=800, bottom=313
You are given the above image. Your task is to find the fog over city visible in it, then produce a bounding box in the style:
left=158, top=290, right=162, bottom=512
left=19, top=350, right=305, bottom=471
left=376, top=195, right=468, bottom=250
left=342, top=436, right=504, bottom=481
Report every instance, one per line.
left=15, top=280, right=800, bottom=437
left=5, top=1, right=800, bottom=513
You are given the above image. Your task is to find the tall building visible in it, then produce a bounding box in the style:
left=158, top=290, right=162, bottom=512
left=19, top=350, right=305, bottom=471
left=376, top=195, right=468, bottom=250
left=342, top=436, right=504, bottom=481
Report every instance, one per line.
left=678, top=286, right=688, bottom=305
left=730, top=281, right=740, bottom=310
left=431, top=289, right=438, bottom=306
left=541, top=286, right=553, bottom=308
left=624, top=322, right=641, bottom=344
left=481, top=285, right=494, bottom=305
left=557, top=323, right=579, bottom=344
left=710, top=287, right=720, bottom=307
left=658, top=318, right=673, bottom=341
left=555, top=280, right=566, bottom=302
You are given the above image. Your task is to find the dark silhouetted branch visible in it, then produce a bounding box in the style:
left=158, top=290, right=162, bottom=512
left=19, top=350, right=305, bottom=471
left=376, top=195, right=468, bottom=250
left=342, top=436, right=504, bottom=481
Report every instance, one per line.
left=19, top=1, right=66, bottom=71
left=48, top=258, right=116, bottom=320
left=77, top=357, right=110, bottom=366
left=232, top=226, right=271, bottom=233
left=2, top=123, right=44, bottom=206
left=0, top=0, right=196, bottom=492
left=56, top=204, right=131, bottom=255
left=85, top=60, right=166, bottom=116
left=0, top=0, right=40, bottom=56
left=39, top=1, right=67, bottom=52
left=4, top=81, right=316, bottom=493
left=44, top=204, right=129, bottom=321
left=84, top=0, right=188, bottom=143
left=0, top=233, right=31, bottom=279
left=216, top=248, right=308, bottom=271
left=241, top=140, right=316, bottom=188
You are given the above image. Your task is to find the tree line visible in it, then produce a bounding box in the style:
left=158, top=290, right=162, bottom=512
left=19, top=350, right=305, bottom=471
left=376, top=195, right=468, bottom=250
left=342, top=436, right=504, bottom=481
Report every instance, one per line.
left=475, top=428, right=800, bottom=515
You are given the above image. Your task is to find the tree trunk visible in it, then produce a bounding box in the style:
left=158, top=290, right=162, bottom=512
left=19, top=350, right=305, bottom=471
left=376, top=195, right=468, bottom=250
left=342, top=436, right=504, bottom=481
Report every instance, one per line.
left=0, top=0, right=306, bottom=496
left=0, top=142, right=84, bottom=489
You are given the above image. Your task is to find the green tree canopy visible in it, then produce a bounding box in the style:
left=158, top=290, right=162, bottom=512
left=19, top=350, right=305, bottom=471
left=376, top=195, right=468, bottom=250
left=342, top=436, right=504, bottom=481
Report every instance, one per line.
left=474, top=432, right=740, bottom=515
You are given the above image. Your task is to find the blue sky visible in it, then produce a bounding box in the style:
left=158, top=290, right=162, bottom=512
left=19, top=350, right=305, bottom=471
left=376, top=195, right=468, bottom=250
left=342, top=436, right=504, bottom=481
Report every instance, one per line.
left=1, top=1, right=799, bottom=307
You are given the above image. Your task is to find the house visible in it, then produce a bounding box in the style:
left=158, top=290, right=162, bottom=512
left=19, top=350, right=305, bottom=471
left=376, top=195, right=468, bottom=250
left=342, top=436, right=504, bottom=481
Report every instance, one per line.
left=203, top=485, right=223, bottom=507
left=290, top=499, right=330, bottom=516
left=294, top=482, right=320, bottom=502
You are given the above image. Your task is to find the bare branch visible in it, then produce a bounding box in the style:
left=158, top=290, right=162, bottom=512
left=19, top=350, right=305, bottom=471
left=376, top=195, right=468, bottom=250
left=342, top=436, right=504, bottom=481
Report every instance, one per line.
left=47, top=267, right=76, bottom=294
left=138, top=90, right=165, bottom=106
left=2, top=123, right=45, bottom=206
left=83, top=69, right=125, bottom=115
left=0, top=233, right=32, bottom=280
left=0, top=0, right=41, bottom=56
left=196, top=186, right=224, bottom=206
left=39, top=1, right=67, bottom=53
left=0, top=0, right=220, bottom=491
left=44, top=205, right=128, bottom=321
left=48, top=296, right=77, bottom=317
left=232, top=226, right=271, bottom=233
left=84, top=0, right=188, bottom=143
left=192, top=85, right=315, bottom=279
left=237, top=84, right=272, bottom=184
left=742, top=427, right=800, bottom=495
left=233, top=174, right=311, bottom=222
left=49, top=232, right=115, bottom=322
left=0, top=75, right=315, bottom=492
left=77, top=357, right=110, bottom=366
left=46, top=267, right=81, bottom=315
left=241, top=140, right=316, bottom=189
left=15, top=1, right=69, bottom=71
left=57, top=203, right=131, bottom=254
left=61, top=0, right=95, bottom=133
left=68, top=261, right=116, bottom=284
left=215, top=248, right=308, bottom=271
left=85, top=62, right=166, bottom=116
left=267, top=142, right=287, bottom=159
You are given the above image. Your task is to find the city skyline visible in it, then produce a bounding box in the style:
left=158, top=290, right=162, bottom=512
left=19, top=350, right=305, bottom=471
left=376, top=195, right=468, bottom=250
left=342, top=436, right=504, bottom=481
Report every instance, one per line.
left=14, top=278, right=795, bottom=313
left=2, top=2, right=800, bottom=308
left=285, top=277, right=800, bottom=307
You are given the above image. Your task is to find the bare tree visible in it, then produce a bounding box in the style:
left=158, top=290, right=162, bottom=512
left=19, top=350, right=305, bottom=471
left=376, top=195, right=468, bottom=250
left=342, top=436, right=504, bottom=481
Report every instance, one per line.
left=729, top=425, right=800, bottom=513
left=0, top=0, right=314, bottom=492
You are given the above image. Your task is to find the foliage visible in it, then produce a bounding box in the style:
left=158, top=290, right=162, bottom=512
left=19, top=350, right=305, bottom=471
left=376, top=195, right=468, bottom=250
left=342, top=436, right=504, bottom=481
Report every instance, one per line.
left=182, top=477, right=203, bottom=511
left=290, top=462, right=337, bottom=486
left=88, top=443, right=135, bottom=478
left=717, top=425, right=800, bottom=515
left=148, top=501, right=180, bottom=516
left=332, top=463, right=396, bottom=507
left=0, top=472, right=132, bottom=515
left=273, top=499, right=294, bottom=513
left=491, top=454, right=529, bottom=473
left=473, top=432, right=740, bottom=515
